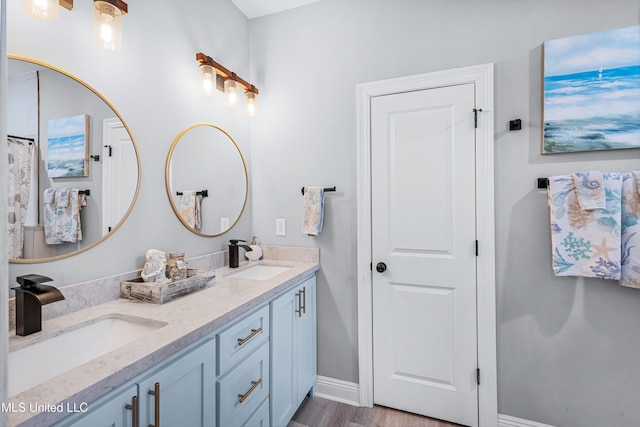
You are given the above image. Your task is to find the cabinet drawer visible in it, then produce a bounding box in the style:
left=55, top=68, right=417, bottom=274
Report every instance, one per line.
left=217, top=341, right=270, bottom=427
left=218, top=305, right=269, bottom=374
left=244, top=397, right=270, bottom=427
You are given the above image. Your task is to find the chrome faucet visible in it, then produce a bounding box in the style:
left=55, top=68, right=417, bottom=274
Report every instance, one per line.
left=12, top=274, right=65, bottom=336
left=228, top=239, right=253, bottom=268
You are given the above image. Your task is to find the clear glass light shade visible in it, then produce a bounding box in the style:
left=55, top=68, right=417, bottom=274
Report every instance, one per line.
left=224, top=79, right=240, bottom=108
left=245, top=91, right=258, bottom=117
left=199, top=64, right=216, bottom=96
left=93, top=1, right=123, bottom=51
left=22, top=0, right=60, bottom=20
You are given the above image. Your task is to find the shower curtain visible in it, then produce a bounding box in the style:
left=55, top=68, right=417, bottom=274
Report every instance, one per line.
left=7, top=137, right=34, bottom=259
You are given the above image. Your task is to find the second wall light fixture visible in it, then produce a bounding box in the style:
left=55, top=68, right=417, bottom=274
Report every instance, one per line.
left=196, top=52, right=259, bottom=117
left=21, top=0, right=128, bottom=51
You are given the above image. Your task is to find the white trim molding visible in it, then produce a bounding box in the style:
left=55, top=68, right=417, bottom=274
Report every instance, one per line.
left=355, top=63, right=497, bottom=426
left=499, top=414, right=556, bottom=427
left=314, top=376, right=360, bottom=407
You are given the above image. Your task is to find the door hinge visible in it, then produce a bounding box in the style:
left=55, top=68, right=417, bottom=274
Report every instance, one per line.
left=370, top=262, right=372, bottom=271
left=473, top=108, right=483, bottom=128
left=477, top=368, right=481, bottom=385
left=475, top=240, right=479, bottom=256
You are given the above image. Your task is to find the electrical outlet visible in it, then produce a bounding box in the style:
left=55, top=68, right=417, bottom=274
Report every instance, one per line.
left=275, top=218, right=286, bottom=236
left=221, top=217, right=230, bottom=232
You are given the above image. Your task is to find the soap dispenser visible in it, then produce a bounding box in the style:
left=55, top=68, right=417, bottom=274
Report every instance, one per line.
left=245, top=236, right=263, bottom=261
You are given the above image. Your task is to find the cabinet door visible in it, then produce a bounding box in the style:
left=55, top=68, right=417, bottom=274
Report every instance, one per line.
left=58, top=384, right=138, bottom=427
left=296, top=275, right=317, bottom=403
left=138, top=338, right=216, bottom=427
left=270, top=287, right=297, bottom=426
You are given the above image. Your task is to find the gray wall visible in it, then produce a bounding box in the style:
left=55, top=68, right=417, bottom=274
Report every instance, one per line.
left=247, top=1, right=640, bottom=426
left=6, top=0, right=253, bottom=283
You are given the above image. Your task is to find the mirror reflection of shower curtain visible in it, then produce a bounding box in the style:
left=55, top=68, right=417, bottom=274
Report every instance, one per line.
left=7, top=137, right=34, bottom=258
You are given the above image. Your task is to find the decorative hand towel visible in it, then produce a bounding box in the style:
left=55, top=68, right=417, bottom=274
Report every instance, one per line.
left=301, top=186, right=324, bottom=236
left=44, top=187, right=83, bottom=244
left=179, top=190, right=201, bottom=229
left=548, top=173, right=623, bottom=279
left=620, top=171, right=640, bottom=288
left=572, top=171, right=605, bottom=210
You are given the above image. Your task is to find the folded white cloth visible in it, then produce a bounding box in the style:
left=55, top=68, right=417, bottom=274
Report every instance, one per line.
left=572, top=171, right=605, bottom=210
left=548, top=173, right=623, bottom=279
left=301, top=187, right=324, bottom=236
left=179, top=190, right=201, bottom=229
left=620, top=171, right=640, bottom=288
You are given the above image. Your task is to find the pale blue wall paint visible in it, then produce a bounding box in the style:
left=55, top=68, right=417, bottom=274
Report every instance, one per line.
left=5, top=0, right=253, bottom=285
left=248, top=1, right=640, bottom=426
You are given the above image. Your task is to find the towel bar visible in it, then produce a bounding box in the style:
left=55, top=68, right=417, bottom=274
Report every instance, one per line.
left=537, top=178, right=549, bottom=189
left=176, top=190, right=208, bottom=197
left=301, top=186, right=336, bottom=195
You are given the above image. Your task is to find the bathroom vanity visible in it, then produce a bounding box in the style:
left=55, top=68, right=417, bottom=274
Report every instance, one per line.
left=8, top=250, right=319, bottom=427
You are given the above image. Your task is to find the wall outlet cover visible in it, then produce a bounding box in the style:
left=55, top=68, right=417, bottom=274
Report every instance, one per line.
left=276, top=218, right=286, bottom=236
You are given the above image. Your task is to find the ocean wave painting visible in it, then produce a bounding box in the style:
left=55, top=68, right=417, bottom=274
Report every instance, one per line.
left=47, top=114, right=89, bottom=178
left=543, top=25, right=640, bottom=154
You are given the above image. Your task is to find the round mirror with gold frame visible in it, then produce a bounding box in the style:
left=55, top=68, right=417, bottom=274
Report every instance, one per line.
left=7, top=55, right=141, bottom=263
left=165, top=123, right=248, bottom=237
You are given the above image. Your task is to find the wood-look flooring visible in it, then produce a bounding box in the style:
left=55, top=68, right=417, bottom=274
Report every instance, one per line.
left=288, top=396, right=466, bottom=427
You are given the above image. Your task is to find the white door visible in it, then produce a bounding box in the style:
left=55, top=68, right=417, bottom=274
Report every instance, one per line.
left=102, top=118, right=137, bottom=235
left=371, top=83, right=478, bottom=426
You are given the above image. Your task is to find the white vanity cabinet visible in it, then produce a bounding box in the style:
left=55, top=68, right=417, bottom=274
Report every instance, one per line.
left=270, top=275, right=317, bottom=427
left=55, top=337, right=216, bottom=427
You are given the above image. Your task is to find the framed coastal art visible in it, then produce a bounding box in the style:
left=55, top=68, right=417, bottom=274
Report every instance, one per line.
left=542, top=25, right=640, bottom=154
left=47, top=114, right=90, bottom=177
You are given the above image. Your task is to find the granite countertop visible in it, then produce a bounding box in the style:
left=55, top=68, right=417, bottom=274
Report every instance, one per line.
left=8, top=255, right=319, bottom=427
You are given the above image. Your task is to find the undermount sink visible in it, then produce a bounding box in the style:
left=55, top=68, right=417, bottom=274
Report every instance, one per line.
left=9, top=315, right=166, bottom=397
left=229, top=264, right=291, bottom=281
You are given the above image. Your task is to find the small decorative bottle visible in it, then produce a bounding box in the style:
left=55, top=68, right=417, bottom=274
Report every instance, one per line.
left=167, top=251, right=187, bottom=281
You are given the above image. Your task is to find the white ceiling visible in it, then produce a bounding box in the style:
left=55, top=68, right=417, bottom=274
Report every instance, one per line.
left=231, top=0, right=322, bottom=19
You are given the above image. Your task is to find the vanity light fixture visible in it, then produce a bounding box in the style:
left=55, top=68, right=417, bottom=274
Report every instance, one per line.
left=22, top=0, right=65, bottom=20
left=21, top=0, right=128, bottom=51
left=93, top=0, right=128, bottom=50
left=196, top=52, right=260, bottom=117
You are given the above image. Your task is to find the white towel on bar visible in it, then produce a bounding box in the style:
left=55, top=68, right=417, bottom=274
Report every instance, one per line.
left=620, top=171, right=640, bottom=288
left=548, top=173, right=623, bottom=280
left=301, top=187, right=324, bottom=236
left=179, top=190, right=201, bottom=229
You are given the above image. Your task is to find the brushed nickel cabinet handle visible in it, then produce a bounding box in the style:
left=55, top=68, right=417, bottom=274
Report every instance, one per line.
left=238, top=327, right=263, bottom=346
left=125, top=395, right=138, bottom=427
left=295, top=291, right=301, bottom=317
left=238, top=378, right=262, bottom=403
left=301, top=286, right=307, bottom=314
left=147, top=382, right=160, bottom=427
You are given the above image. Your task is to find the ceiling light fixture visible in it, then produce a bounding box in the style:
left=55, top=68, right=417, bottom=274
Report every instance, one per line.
left=196, top=52, right=259, bottom=117
left=21, top=0, right=128, bottom=51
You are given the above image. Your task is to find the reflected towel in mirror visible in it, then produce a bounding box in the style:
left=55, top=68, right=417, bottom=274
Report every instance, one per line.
left=179, top=190, right=201, bottom=229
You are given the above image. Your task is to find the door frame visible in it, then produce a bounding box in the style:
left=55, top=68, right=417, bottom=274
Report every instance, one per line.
left=356, top=63, right=497, bottom=426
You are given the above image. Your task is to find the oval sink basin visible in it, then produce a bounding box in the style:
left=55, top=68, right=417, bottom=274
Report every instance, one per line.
left=229, top=265, right=291, bottom=280
left=9, top=315, right=166, bottom=396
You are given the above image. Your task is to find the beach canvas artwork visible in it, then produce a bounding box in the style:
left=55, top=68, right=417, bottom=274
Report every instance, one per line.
left=47, top=114, right=90, bottom=178
left=543, top=25, right=640, bottom=154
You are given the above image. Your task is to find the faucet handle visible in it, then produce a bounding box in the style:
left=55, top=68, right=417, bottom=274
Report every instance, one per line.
left=229, top=239, right=247, bottom=245
left=17, top=274, right=53, bottom=289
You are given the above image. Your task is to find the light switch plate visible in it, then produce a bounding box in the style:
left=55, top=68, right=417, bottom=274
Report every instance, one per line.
left=275, top=218, right=286, bottom=236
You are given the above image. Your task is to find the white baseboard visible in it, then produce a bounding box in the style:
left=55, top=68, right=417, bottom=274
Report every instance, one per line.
left=313, top=376, right=360, bottom=406
left=499, top=414, right=556, bottom=427
left=314, top=377, right=554, bottom=427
